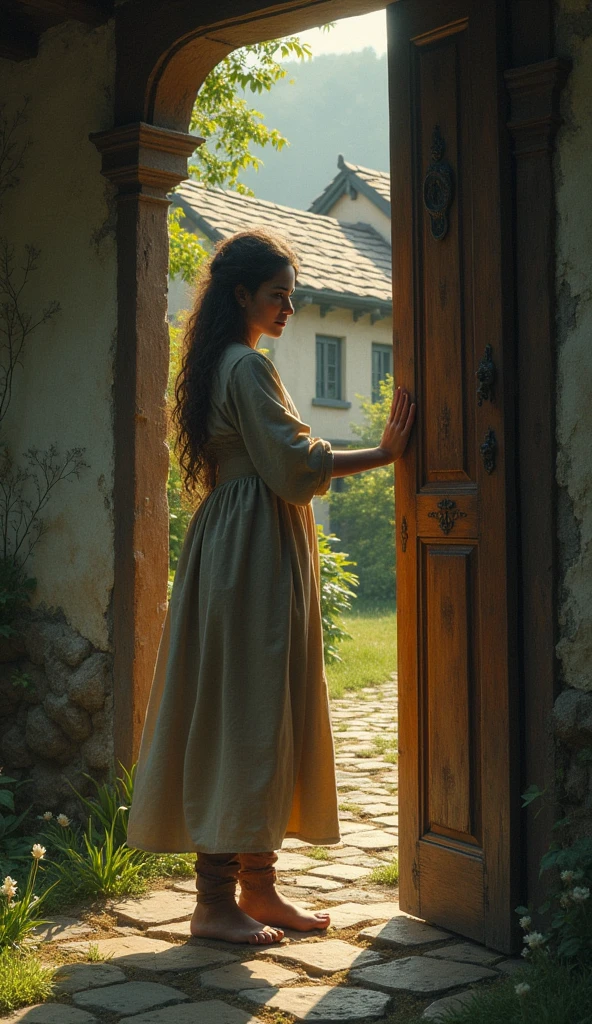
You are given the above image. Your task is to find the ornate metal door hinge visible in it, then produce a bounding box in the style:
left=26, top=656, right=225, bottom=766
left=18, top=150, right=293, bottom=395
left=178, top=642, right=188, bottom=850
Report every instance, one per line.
left=401, top=516, right=409, bottom=552
left=476, top=344, right=495, bottom=405
left=423, top=125, right=455, bottom=241
left=428, top=498, right=467, bottom=535
left=480, top=428, right=497, bottom=474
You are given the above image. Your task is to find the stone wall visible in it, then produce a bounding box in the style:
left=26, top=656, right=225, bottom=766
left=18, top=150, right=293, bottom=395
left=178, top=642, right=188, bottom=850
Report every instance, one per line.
left=554, top=0, right=592, bottom=836
left=0, top=609, right=113, bottom=815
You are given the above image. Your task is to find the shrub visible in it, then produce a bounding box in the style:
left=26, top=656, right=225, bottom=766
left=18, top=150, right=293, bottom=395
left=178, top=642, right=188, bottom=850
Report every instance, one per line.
left=0, top=947, right=54, bottom=1013
left=328, top=375, right=396, bottom=604
left=317, top=526, right=358, bottom=663
left=0, top=773, right=36, bottom=877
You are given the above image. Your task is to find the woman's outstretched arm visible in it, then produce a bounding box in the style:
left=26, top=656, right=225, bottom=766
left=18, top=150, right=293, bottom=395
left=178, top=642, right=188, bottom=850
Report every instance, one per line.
left=331, top=387, right=416, bottom=478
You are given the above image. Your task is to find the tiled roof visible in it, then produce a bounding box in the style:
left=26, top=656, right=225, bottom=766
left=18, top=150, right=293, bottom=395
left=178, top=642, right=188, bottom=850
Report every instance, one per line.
left=174, top=181, right=392, bottom=307
left=308, top=155, right=391, bottom=217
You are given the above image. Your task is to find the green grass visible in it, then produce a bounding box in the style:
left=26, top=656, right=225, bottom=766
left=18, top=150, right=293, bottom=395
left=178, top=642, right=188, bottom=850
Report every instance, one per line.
left=368, top=857, right=399, bottom=886
left=339, top=802, right=363, bottom=815
left=372, top=734, right=398, bottom=763
left=307, top=847, right=330, bottom=861
left=326, top=604, right=397, bottom=699
left=0, top=949, right=54, bottom=1013
left=408, top=956, right=592, bottom=1024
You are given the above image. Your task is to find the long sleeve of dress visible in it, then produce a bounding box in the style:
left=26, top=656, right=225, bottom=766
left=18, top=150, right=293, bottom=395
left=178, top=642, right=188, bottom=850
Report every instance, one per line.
left=227, top=350, right=333, bottom=506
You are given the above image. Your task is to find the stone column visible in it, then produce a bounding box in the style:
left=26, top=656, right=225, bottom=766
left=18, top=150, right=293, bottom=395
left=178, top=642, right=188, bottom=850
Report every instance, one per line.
left=504, top=59, right=571, bottom=907
left=90, top=123, right=202, bottom=768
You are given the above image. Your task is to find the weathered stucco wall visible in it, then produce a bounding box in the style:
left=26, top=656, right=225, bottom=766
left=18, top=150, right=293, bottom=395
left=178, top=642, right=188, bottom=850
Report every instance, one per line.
left=553, top=0, right=592, bottom=832
left=0, top=20, right=117, bottom=805
left=0, top=20, right=117, bottom=652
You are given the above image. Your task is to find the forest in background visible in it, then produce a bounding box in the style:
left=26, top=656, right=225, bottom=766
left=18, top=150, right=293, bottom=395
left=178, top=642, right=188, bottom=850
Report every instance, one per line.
left=238, top=47, right=390, bottom=209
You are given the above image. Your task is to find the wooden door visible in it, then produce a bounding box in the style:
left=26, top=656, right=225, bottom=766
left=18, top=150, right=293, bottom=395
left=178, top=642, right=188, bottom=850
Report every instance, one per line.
left=388, top=0, right=519, bottom=952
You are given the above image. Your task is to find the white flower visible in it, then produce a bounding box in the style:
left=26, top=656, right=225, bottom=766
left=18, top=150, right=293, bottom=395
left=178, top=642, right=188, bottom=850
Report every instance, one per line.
left=31, top=895, right=39, bottom=904
left=560, top=893, right=571, bottom=908
left=42, top=811, right=53, bottom=821
left=515, top=982, right=531, bottom=997
left=2, top=876, right=17, bottom=899
left=521, top=947, right=530, bottom=958
left=31, top=844, right=46, bottom=861
left=571, top=886, right=590, bottom=903
left=523, top=930, right=545, bottom=949
left=56, top=813, right=70, bottom=827
left=561, top=870, right=575, bottom=884
left=519, top=915, right=531, bottom=930
left=117, top=806, right=128, bottom=813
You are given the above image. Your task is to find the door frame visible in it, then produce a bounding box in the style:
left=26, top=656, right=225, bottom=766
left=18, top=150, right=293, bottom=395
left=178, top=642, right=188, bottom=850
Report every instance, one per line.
left=92, top=0, right=567, bottom=919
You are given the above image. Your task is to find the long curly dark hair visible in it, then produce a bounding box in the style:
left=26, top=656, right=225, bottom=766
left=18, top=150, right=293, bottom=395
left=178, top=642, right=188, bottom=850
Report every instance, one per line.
left=173, top=228, right=299, bottom=497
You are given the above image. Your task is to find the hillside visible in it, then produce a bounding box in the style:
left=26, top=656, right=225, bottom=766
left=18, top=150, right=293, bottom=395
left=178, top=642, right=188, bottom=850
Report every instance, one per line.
left=237, top=48, right=390, bottom=210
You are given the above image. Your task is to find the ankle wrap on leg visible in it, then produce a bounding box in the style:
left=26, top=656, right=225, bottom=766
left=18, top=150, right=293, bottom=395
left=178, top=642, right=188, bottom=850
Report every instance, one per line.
left=238, top=851, right=278, bottom=893
left=195, top=852, right=239, bottom=905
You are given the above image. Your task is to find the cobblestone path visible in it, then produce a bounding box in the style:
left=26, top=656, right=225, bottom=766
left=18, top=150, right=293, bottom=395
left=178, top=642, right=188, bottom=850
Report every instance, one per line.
left=14, top=677, right=520, bottom=1023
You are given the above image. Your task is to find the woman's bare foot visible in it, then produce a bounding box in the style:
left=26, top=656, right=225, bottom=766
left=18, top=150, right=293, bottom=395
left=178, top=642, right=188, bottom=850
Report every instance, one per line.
left=239, top=888, right=331, bottom=932
left=190, top=900, right=284, bottom=945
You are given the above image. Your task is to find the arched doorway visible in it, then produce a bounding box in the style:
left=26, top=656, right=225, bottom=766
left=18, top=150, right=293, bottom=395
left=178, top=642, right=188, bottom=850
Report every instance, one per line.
left=91, top=0, right=565, bottom=953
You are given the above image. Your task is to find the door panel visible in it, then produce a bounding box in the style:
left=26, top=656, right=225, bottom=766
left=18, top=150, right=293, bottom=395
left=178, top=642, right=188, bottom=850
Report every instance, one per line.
left=388, top=0, right=519, bottom=952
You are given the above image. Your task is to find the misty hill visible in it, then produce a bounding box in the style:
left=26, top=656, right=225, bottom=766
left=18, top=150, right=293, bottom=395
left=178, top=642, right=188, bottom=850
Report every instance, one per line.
left=238, top=48, right=390, bottom=210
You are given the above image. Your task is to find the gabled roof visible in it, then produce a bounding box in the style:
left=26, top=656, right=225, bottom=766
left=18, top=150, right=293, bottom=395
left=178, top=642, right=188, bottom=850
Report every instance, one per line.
left=309, top=155, right=390, bottom=218
left=174, top=181, right=392, bottom=315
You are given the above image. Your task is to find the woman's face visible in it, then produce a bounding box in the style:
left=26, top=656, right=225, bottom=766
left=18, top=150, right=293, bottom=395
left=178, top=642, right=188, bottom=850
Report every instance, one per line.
left=238, top=265, right=296, bottom=346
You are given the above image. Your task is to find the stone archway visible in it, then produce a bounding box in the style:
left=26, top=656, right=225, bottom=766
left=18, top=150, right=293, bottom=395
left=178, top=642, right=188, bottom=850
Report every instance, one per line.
left=91, top=0, right=565, bottom=937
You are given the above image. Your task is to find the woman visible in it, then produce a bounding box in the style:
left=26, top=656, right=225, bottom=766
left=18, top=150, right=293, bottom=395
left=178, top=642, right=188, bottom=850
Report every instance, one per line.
left=127, top=228, right=416, bottom=946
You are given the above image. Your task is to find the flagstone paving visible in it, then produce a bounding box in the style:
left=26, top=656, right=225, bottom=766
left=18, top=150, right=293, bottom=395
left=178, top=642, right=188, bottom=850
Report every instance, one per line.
left=27, top=678, right=522, bottom=1023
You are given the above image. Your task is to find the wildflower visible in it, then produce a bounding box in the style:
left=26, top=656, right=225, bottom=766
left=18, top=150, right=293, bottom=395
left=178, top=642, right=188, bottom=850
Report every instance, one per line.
left=519, top=915, right=531, bottom=930
left=523, top=930, right=545, bottom=949
left=521, top=947, right=530, bottom=958
left=515, top=983, right=531, bottom=997
left=560, top=893, right=571, bottom=908
left=1, top=876, right=17, bottom=899
left=561, top=870, right=575, bottom=884
left=56, top=813, right=70, bottom=827
left=42, top=811, right=53, bottom=821
left=31, top=844, right=46, bottom=860
left=571, top=886, right=590, bottom=903
left=117, top=806, right=128, bottom=813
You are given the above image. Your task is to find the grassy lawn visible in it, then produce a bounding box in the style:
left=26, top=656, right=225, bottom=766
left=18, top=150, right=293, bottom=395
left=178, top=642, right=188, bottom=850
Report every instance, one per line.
left=326, top=603, right=397, bottom=699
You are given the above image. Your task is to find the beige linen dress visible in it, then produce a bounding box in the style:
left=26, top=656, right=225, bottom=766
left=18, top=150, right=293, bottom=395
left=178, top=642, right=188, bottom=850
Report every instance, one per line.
left=127, top=342, right=340, bottom=854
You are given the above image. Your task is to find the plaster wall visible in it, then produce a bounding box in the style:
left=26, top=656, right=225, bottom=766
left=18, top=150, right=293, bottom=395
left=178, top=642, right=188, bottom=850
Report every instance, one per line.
left=555, top=0, right=592, bottom=695
left=328, top=192, right=391, bottom=242
left=0, top=21, right=117, bottom=651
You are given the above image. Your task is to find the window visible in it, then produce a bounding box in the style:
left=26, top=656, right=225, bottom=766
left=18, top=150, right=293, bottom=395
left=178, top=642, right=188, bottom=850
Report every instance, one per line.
left=372, top=343, right=393, bottom=402
left=316, top=335, right=342, bottom=401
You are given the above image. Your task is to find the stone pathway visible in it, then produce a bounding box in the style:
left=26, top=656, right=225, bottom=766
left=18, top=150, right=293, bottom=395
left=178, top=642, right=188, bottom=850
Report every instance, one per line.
left=16, top=676, right=520, bottom=1024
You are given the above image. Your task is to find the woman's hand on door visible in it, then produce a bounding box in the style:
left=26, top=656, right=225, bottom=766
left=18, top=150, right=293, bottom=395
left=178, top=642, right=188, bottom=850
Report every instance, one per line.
left=378, top=386, right=416, bottom=463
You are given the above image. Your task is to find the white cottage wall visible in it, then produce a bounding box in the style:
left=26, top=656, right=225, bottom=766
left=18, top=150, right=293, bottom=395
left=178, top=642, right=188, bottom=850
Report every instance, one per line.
left=0, top=21, right=117, bottom=651
left=326, top=191, right=391, bottom=242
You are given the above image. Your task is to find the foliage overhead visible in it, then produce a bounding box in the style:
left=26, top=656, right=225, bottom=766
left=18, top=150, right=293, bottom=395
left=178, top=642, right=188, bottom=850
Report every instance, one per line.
left=169, top=35, right=319, bottom=283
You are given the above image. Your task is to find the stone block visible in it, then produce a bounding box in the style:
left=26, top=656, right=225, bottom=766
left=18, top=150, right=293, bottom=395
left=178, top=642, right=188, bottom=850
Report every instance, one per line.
left=31, top=917, right=96, bottom=943
left=53, top=962, right=127, bottom=993
left=200, top=958, right=298, bottom=991
left=359, top=914, right=451, bottom=947
left=285, top=876, right=344, bottom=891
left=59, top=935, right=238, bottom=972
left=307, top=863, right=371, bottom=882
left=80, top=730, right=113, bottom=770
left=342, top=831, right=398, bottom=851
left=44, top=655, right=72, bottom=696
left=25, top=705, right=75, bottom=763
left=22, top=620, right=65, bottom=666
left=327, top=902, right=400, bottom=930
left=44, top=693, right=92, bottom=742
left=109, top=890, right=197, bottom=927
left=241, top=984, right=390, bottom=1022
left=350, top=956, right=496, bottom=995
left=73, top=981, right=189, bottom=1015
left=120, top=1001, right=262, bottom=1024
left=275, top=851, right=322, bottom=872
left=53, top=630, right=93, bottom=668
left=425, top=942, right=501, bottom=967
left=5, top=1008, right=96, bottom=1023
left=553, top=687, right=592, bottom=748
left=1, top=724, right=33, bottom=767
left=68, top=653, right=109, bottom=712
left=259, top=938, right=382, bottom=975
left=422, top=989, right=479, bottom=1019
